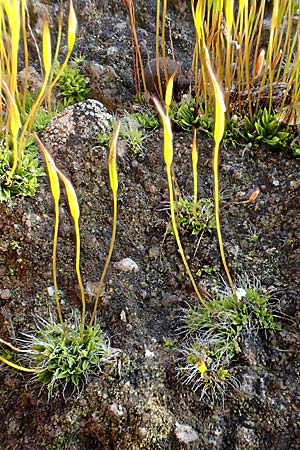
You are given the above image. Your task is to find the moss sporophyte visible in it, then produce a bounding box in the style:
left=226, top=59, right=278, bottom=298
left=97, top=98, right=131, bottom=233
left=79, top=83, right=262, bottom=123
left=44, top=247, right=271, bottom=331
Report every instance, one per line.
left=1, top=0, right=286, bottom=403
left=0, top=0, right=150, bottom=389
left=126, top=0, right=300, bottom=152
left=0, top=0, right=78, bottom=195
left=0, top=121, right=121, bottom=392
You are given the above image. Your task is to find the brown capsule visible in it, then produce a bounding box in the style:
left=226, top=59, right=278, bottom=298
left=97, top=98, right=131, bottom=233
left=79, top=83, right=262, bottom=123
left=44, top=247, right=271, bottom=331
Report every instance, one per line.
left=248, top=188, right=260, bottom=203
left=254, top=48, right=265, bottom=79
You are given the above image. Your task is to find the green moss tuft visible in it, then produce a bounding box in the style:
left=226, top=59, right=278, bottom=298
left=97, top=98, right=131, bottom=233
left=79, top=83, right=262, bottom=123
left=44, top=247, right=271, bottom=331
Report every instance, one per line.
left=177, top=287, right=280, bottom=403
left=26, top=320, right=118, bottom=392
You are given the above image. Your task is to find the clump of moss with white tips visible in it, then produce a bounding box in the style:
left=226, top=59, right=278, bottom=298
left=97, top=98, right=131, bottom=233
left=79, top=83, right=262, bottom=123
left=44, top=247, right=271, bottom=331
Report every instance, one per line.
left=177, top=286, right=280, bottom=403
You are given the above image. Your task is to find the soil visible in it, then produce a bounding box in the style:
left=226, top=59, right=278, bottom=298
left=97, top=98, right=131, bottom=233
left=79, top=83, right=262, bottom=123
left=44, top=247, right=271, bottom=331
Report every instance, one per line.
left=0, top=1, right=300, bottom=449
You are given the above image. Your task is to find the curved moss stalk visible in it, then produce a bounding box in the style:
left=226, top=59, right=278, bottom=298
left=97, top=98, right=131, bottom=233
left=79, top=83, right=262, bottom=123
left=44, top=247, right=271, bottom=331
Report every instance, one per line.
left=0, top=338, right=39, bottom=373
left=55, top=167, right=86, bottom=338
left=35, top=134, right=65, bottom=329
left=37, top=134, right=86, bottom=336
left=267, top=0, right=279, bottom=112
left=155, top=0, right=163, bottom=99
left=0, top=338, right=32, bottom=354
left=21, top=0, right=29, bottom=113
left=165, top=159, right=210, bottom=310
left=49, top=0, right=77, bottom=90
left=89, top=121, right=121, bottom=327
left=191, top=129, right=198, bottom=217
left=17, top=17, right=52, bottom=175
left=192, top=1, right=207, bottom=109
left=224, top=0, right=234, bottom=115
left=18, top=1, right=77, bottom=180
left=1, top=81, right=21, bottom=187
left=124, top=0, right=148, bottom=102
left=161, top=0, right=168, bottom=86
left=46, top=0, right=64, bottom=110
left=203, top=46, right=237, bottom=300
left=153, top=79, right=210, bottom=310
left=0, top=355, right=38, bottom=373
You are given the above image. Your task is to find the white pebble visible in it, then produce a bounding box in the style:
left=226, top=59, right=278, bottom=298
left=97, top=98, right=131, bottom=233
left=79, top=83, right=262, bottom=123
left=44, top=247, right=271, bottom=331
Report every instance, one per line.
left=175, top=423, right=199, bottom=443
left=0, top=289, right=11, bottom=300
left=47, top=286, right=55, bottom=296
left=236, top=287, right=246, bottom=300
left=113, top=258, right=139, bottom=273
left=120, top=310, right=127, bottom=322
left=110, top=403, right=124, bottom=417
left=290, top=180, right=300, bottom=190
left=144, top=349, right=155, bottom=359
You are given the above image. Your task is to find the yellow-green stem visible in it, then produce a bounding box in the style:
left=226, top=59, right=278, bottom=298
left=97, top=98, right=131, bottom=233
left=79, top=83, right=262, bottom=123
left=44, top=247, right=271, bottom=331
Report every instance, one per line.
left=126, top=1, right=148, bottom=101
left=75, top=225, right=86, bottom=337
left=166, top=165, right=209, bottom=310
left=17, top=18, right=52, bottom=171
left=21, top=0, right=29, bottom=114
left=89, top=189, right=117, bottom=327
left=0, top=355, right=38, bottom=373
left=52, top=200, right=64, bottom=328
left=47, top=0, right=63, bottom=110
left=153, top=96, right=210, bottom=310
left=0, top=337, right=35, bottom=354
left=34, top=133, right=65, bottom=329
left=89, top=121, right=120, bottom=327
left=161, top=0, right=168, bottom=84
left=191, top=128, right=198, bottom=217
left=203, top=45, right=237, bottom=300
left=155, top=0, right=163, bottom=98
left=56, top=167, right=86, bottom=338
left=213, top=141, right=236, bottom=297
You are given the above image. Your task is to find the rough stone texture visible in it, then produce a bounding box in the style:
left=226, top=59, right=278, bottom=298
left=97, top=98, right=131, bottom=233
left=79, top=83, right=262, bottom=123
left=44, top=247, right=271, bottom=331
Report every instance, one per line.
left=43, top=99, right=112, bottom=146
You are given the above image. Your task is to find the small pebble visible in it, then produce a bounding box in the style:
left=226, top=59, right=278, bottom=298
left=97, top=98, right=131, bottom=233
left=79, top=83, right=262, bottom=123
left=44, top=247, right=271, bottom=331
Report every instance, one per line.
left=290, top=180, right=300, bottom=190
left=236, top=287, right=246, bottom=300
left=175, top=423, right=199, bottom=444
left=120, top=310, right=127, bottom=322
left=107, top=46, right=119, bottom=56
left=0, top=289, right=11, bottom=300
left=85, top=281, right=103, bottom=298
left=113, top=258, right=139, bottom=272
left=110, top=403, right=124, bottom=417
left=145, top=349, right=155, bottom=359
left=24, top=213, right=41, bottom=228
left=139, top=427, right=147, bottom=438
left=47, top=286, right=55, bottom=296
left=148, top=246, right=160, bottom=260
